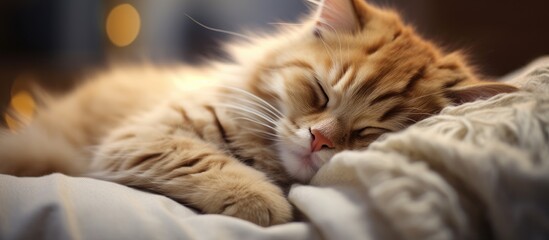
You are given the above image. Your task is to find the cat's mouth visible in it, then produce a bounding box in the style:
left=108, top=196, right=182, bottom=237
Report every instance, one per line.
left=299, top=154, right=322, bottom=171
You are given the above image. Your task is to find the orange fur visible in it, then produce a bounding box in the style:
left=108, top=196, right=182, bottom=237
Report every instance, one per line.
left=0, top=0, right=517, bottom=226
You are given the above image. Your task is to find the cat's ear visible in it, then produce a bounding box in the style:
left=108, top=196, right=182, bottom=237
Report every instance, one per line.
left=445, top=82, right=518, bottom=105
left=314, top=0, right=361, bottom=34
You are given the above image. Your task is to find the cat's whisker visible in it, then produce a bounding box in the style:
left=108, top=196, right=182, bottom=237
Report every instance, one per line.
left=214, top=92, right=282, bottom=120
left=229, top=88, right=285, bottom=118
left=232, top=116, right=280, bottom=133
left=217, top=102, right=277, bottom=121
left=250, top=133, right=279, bottom=142
left=268, top=22, right=304, bottom=27
left=217, top=102, right=283, bottom=128
left=304, top=0, right=325, bottom=15
left=242, top=128, right=281, bottom=142
left=184, top=14, right=253, bottom=41
left=216, top=85, right=286, bottom=118
left=306, top=0, right=322, bottom=6
left=229, top=114, right=283, bottom=142
left=218, top=104, right=279, bottom=126
left=215, top=94, right=279, bottom=120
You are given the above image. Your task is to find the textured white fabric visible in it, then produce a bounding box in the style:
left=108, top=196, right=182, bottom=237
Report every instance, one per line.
left=1, top=59, right=549, bottom=240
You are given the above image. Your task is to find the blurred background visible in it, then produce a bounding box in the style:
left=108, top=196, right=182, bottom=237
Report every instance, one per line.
left=1, top=0, right=549, bottom=128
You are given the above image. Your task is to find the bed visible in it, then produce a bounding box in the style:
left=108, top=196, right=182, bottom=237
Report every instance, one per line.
left=1, top=58, right=548, bottom=240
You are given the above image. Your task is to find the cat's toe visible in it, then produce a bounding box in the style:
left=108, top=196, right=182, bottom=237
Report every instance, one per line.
left=220, top=187, right=293, bottom=226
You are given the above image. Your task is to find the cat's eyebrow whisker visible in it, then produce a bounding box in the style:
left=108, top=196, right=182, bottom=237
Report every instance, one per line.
left=184, top=14, right=253, bottom=41
left=317, top=22, right=336, bottom=60
left=316, top=19, right=344, bottom=68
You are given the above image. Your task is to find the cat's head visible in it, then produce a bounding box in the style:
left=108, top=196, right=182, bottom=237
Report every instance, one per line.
left=227, top=0, right=517, bottom=182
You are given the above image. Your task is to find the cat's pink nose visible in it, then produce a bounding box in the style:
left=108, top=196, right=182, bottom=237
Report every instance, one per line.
left=311, top=129, right=334, bottom=152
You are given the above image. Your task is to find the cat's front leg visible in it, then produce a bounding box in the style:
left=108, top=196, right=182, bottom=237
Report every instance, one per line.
left=90, top=128, right=292, bottom=226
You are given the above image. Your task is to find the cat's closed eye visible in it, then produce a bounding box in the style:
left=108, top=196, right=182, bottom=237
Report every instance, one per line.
left=352, top=126, right=391, bottom=142
left=314, top=77, right=329, bottom=109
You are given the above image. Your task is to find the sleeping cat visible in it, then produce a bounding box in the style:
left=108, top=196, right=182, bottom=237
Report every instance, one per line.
left=0, top=0, right=517, bottom=226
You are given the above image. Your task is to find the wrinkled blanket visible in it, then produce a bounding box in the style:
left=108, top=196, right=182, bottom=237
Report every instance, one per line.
left=1, top=59, right=549, bottom=240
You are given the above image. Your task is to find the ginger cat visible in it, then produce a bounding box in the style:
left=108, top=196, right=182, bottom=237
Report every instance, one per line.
left=0, top=0, right=517, bottom=226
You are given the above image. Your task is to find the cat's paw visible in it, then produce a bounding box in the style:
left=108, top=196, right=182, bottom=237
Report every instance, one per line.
left=219, top=182, right=293, bottom=227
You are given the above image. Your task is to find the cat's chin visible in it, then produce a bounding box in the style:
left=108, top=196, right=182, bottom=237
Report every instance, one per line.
left=279, top=152, right=318, bottom=183
left=277, top=147, right=331, bottom=183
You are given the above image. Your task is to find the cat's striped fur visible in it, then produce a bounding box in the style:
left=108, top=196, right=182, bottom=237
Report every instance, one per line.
left=0, top=0, right=516, bottom=226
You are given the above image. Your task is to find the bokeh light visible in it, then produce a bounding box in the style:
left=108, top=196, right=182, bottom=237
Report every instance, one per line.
left=4, top=74, right=36, bottom=131
left=6, top=91, right=36, bottom=131
left=10, top=91, right=35, bottom=121
left=106, top=4, right=141, bottom=47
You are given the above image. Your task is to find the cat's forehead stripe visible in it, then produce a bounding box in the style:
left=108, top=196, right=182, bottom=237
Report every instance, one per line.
left=369, top=65, right=426, bottom=106
left=378, top=104, right=406, bottom=122
left=330, top=62, right=351, bottom=86
left=442, top=77, right=466, bottom=89
left=364, top=40, right=386, bottom=55
left=338, top=65, right=360, bottom=91
left=351, top=59, right=394, bottom=99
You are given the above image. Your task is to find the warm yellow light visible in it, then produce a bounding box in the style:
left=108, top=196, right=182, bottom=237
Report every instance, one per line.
left=9, top=91, right=36, bottom=128
left=106, top=4, right=141, bottom=47
left=5, top=74, right=35, bottom=131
